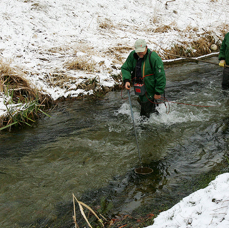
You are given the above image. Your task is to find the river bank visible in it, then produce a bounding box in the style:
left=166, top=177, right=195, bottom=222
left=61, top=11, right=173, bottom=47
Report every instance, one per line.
left=0, top=51, right=220, bottom=130
left=1, top=0, right=228, bottom=129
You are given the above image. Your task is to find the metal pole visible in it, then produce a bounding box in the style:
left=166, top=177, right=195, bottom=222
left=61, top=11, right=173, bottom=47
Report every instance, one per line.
left=128, top=90, right=142, bottom=166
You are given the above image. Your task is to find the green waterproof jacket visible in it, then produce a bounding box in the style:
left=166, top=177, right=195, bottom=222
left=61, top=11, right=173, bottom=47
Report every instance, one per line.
left=121, top=49, right=166, bottom=102
left=219, top=32, right=229, bottom=65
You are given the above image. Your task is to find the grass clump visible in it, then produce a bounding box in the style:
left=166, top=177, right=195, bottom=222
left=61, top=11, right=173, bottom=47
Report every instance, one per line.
left=154, top=25, right=171, bottom=33
left=64, top=56, right=96, bottom=72
left=98, top=18, right=114, bottom=29
left=1, top=95, right=50, bottom=131
left=164, top=35, right=217, bottom=59
left=0, top=58, right=52, bottom=131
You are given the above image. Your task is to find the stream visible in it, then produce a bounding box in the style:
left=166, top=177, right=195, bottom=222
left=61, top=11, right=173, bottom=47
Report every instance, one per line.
left=1, top=57, right=229, bottom=227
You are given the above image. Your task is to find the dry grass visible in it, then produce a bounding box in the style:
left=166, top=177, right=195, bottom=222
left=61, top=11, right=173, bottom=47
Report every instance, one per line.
left=0, top=58, right=50, bottom=104
left=72, top=194, right=105, bottom=228
left=30, top=2, right=47, bottom=11
left=64, top=56, right=96, bottom=72
left=151, top=4, right=162, bottom=24
left=48, top=42, right=95, bottom=57
left=184, top=25, right=199, bottom=33
left=98, top=18, right=114, bottom=29
left=105, top=46, right=132, bottom=65
left=0, top=58, right=53, bottom=130
left=48, top=45, right=72, bottom=54
left=163, top=35, right=217, bottom=59
left=111, top=46, right=133, bottom=53
left=147, top=21, right=181, bottom=34
left=154, top=25, right=172, bottom=33
left=0, top=59, right=15, bottom=75
left=44, top=72, right=79, bottom=90
left=72, top=43, right=95, bottom=56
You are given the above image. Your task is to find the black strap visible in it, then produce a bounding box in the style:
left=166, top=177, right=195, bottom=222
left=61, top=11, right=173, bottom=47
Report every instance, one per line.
left=135, top=58, right=143, bottom=83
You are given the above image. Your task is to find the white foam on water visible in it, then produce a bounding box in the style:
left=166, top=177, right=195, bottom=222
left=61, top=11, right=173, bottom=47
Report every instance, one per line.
left=117, top=101, right=211, bottom=126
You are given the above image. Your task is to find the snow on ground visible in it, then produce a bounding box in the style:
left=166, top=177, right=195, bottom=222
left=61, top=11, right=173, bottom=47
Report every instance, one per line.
left=1, top=0, right=229, bottom=227
left=1, top=0, right=229, bottom=117
left=0, top=97, right=5, bottom=115
left=146, top=173, right=229, bottom=228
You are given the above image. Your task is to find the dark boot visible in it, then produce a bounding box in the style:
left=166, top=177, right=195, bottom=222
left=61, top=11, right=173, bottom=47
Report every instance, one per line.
left=222, top=68, right=229, bottom=90
left=140, top=99, right=158, bottom=118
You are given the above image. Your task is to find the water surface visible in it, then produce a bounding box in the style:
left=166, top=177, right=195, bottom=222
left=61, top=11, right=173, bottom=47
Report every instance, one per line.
left=1, top=58, right=229, bottom=227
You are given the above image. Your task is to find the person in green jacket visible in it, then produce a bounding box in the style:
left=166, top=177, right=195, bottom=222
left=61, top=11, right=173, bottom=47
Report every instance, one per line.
left=121, top=39, right=166, bottom=118
left=219, top=32, right=229, bottom=89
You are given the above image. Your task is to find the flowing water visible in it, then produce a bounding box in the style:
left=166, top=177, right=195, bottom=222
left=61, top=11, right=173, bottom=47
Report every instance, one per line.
left=1, top=58, right=229, bottom=227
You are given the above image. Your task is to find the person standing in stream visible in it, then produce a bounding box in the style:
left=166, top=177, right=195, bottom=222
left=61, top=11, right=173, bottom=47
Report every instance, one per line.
left=121, top=39, right=166, bottom=118
left=219, top=32, right=229, bottom=89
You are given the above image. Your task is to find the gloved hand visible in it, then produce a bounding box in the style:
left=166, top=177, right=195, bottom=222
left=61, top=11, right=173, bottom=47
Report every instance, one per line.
left=219, top=60, right=226, bottom=67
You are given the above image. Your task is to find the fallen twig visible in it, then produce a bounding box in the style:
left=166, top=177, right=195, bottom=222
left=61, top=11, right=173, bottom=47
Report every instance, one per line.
left=72, top=193, right=104, bottom=228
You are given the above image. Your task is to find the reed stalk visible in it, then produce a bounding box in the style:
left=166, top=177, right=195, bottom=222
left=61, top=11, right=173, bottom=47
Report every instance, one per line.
left=72, top=193, right=104, bottom=228
left=0, top=92, right=50, bottom=131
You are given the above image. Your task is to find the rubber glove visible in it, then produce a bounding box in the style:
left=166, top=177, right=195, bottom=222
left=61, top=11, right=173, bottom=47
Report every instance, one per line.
left=219, top=60, right=226, bottom=67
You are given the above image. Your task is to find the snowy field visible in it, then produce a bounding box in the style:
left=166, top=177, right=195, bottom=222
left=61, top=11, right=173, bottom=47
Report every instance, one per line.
left=1, top=0, right=229, bottom=227
left=1, top=0, right=229, bottom=116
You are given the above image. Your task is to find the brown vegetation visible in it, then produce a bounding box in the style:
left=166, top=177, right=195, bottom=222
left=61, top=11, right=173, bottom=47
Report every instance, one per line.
left=0, top=58, right=53, bottom=130
left=163, top=35, right=218, bottom=59
left=64, top=56, right=96, bottom=72
left=0, top=59, right=51, bottom=104
left=106, top=46, right=132, bottom=65
left=154, top=25, right=172, bottom=33
left=98, top=18, right=114, bottom=29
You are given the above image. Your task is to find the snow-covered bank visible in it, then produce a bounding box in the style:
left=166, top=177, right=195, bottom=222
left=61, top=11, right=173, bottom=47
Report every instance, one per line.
left=146, top=173, right=229, bottom=228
